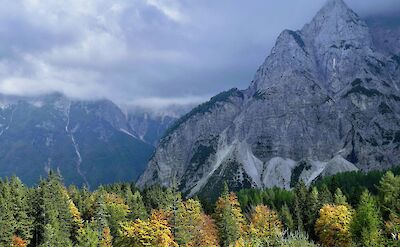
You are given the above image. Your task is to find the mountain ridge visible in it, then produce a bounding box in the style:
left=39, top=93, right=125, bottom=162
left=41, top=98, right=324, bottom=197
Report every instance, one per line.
left=0, top=92, right=180, bottom=187
left=138, top=0, right=400, bottom=197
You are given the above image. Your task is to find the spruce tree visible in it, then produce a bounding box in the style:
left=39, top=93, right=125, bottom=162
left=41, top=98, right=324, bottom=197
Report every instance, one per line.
left=125, top=188, right=148, bottom=220
left=0, top=179, right=15, bottom=245
left=10, top=176, right=33, bottom=244
left=280, top=203, right=294, bottom=232
left=35, top=172, right=74, bottom=246
left=305, top=187, right=320, bottom=237
left=76, top=222, right=100, bottom=247
left=319, top=184, right=333, bottom=205
left=215, top=183, right=245, bottom=246
left=293, top=182, right=308, bottom=232
left=351, top=190, right=383, bottom=246
left=334, top=188, right=348, bottom=205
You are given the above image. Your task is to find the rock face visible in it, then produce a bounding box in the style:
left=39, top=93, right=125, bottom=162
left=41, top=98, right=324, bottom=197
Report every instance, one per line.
left=138, top=0, right=400, bottom=197
left=0, top=93, right=160, bottom=187
left=126, top=110, right=179, bottom=147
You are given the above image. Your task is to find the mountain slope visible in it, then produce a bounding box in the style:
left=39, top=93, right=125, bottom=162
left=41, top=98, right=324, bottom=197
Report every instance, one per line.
left=138, top=0, right=400, bottom=197
left=0, top=93, right=157, bottom=187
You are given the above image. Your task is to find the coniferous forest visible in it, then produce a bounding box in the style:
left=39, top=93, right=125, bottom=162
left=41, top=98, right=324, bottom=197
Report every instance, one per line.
left=1, top=168, right=400, bottom=247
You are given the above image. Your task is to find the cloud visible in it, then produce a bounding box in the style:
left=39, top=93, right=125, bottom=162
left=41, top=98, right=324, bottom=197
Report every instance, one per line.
left=0, top=0, right=398, bottom=109
left=129, top=95, right=209, bottom=109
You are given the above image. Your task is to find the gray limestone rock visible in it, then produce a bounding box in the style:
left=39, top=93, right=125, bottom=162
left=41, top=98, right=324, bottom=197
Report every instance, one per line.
left=138, top=0, right=400, bottom=196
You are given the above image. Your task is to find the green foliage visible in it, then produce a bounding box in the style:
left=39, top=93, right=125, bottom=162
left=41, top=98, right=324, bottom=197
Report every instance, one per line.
left=76, top=222, right=100, bottom=247
left=378, top=171, right=400, bottom=217
left=237, top=187, right=294, bottom=214
left=3, top=169, right=400, bottom=246
left=314, top=167, right=400, bottom=205
left=280, top=203, right=295, bottom=232
left=334, top=188, right=348, bottom=205
left=0, top=179, right=16, bottom=245
left=126, top=189, right=148, bottom=220
left=351, top=190, right=383, bottom=247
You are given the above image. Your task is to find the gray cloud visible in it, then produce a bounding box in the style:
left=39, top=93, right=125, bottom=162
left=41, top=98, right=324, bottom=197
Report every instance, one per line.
left=0, top=0, right=398, bottom=108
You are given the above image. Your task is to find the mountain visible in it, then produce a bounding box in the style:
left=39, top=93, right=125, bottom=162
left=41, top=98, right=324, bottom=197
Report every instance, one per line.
left=123, top=105, right=190, bottom=146
left=138, top=0, right=400, bottom=198
left=0, top=93, right=177, bottom=187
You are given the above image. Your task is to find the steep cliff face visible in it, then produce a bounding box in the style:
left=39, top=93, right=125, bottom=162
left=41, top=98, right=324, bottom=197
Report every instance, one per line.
left=138, top=0, right=400, bottom=197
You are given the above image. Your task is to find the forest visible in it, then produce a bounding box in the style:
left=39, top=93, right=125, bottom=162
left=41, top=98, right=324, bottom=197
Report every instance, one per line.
left=1, top=168, right=400, bottom=247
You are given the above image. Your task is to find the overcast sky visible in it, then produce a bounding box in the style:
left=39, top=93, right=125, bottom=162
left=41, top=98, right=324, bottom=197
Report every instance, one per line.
left=0, top=0, right=399, bottom=109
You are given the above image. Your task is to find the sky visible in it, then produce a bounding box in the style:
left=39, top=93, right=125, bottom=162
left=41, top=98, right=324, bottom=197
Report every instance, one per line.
left=0, top=0, right=399, bottom=110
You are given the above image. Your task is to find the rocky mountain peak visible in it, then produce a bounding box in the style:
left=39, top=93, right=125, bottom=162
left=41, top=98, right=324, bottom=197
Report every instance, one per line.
left=302, top=0, right=371, bottom=47
left=138, top=0, right=400, bottom=198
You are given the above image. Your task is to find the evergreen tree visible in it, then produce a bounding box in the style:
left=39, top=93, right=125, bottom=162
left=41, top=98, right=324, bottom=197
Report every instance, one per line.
left=40, top=222, right=72, bottom=247
left=10, top=176, right=33, bottom=244
left=334, top=188, right=348, bottom=205
left=93, top=193, right=109, bottom=233
left=378, top=171, right=400, bottom=216
left=293, top=182, right=307, bottom=232
left=351, top=190, right=383, bottom=246
left=75, top=222, right=100, bottom=247
left=174, top=199, right=203, bottom=246
left=319, top=184, right=333, bottom=205
left=305, top=187, right=320, bottom=237
left=126, top=189, right=148, bottom=220
left=215, top=183, right=246, bottom=246
left=35, top=172, right=74, bottom=246
left=280, top=203, right=295, bottom=232
left=0, top=179, right=16, bottom=245
left=103, top=192, right=129, bottom=238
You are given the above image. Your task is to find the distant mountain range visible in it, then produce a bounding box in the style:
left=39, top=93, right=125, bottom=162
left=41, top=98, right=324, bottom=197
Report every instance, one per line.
left=0, top=93, right=181, bottom=187
left=138, top=0, right=400, bottom=197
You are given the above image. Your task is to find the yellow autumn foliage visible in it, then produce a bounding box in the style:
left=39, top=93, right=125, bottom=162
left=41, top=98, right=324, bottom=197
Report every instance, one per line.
left=119, top=209, right=178, bottom=247
left=315, top=204, right=353, bottom=247
left=248, top=205, right=283, bottom=241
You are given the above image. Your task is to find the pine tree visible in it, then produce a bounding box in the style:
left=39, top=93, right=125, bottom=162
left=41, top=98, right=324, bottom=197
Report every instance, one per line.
left=280, top=203, right=294, bottom=232
left=35, top=172, right=74, bottom=246
left=305, top=187, right=320, bottom=237
left=126, top=189, right=148, bottom=220
left=76, top=222, right=100, bottom=247
left=103, top=192, right=129, bottom=237
left=93, top=193, right=109, bottom=233
left=378, top=171, right=400, bottom=216
left=10, top=176, right=33, bottom=244
left=334, top=188, right=348, bottom=205
left=351, top=190, right=383, bottom=247
left=319, top=184, right=333, bottom=205
left=293, top=182, right=307, bottom=232
left=174, top=199, right=203, bottom=245
left=215, top=183, right=246, bottom=246
left=0, top=179, right=16, bottom=245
